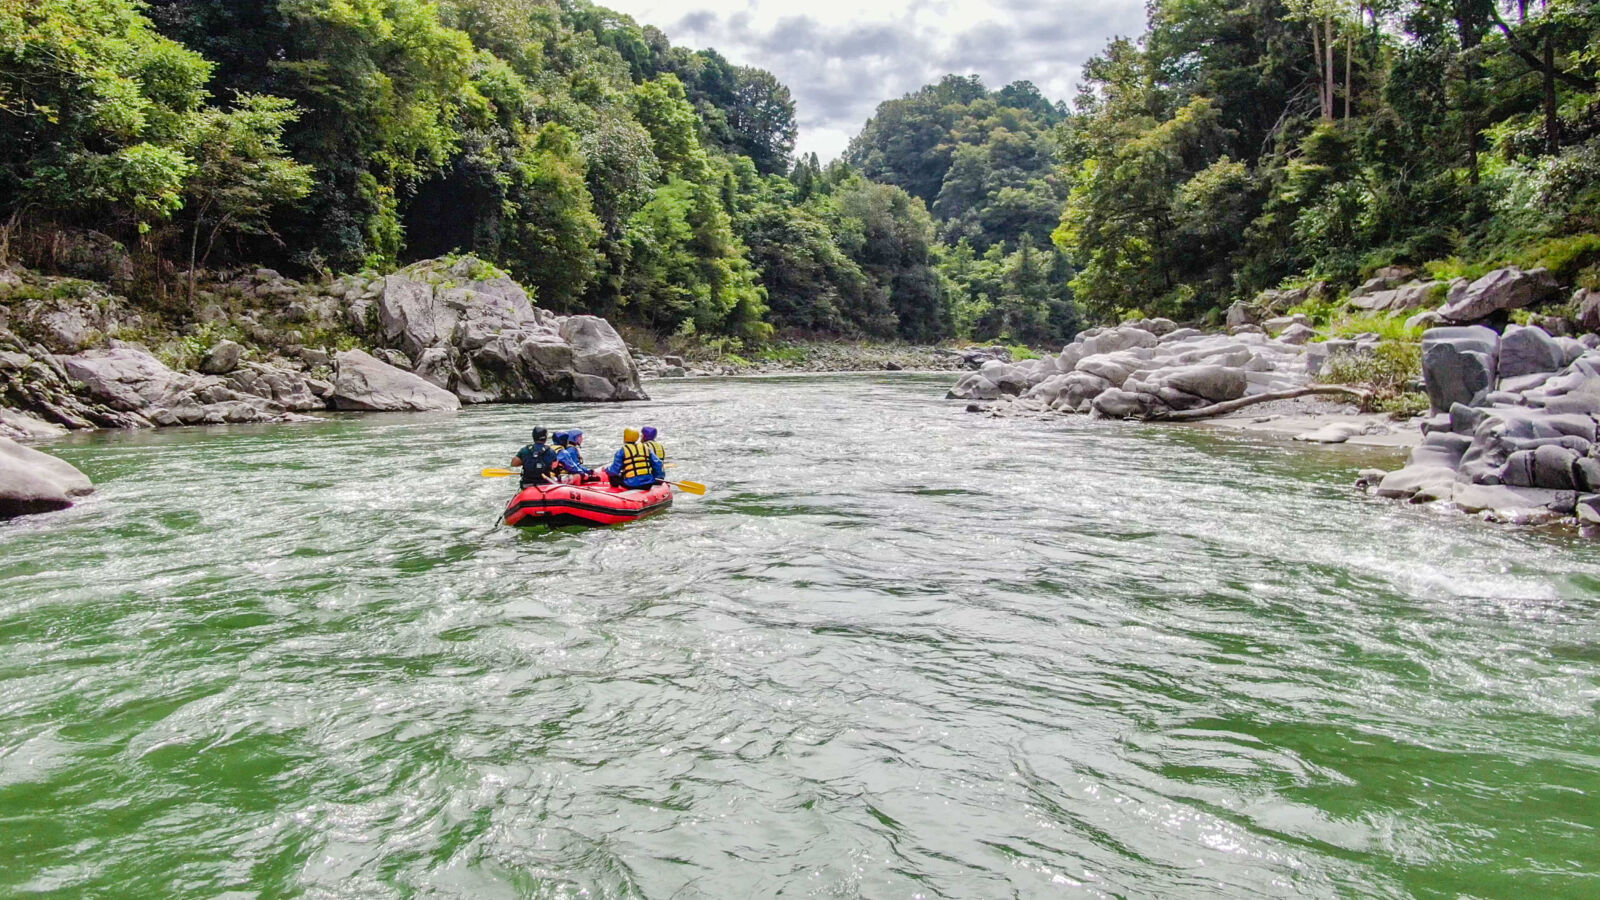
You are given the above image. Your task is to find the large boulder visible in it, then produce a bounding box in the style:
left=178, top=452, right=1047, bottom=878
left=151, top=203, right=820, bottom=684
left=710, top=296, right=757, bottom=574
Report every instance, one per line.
left=1, top=436, right=93, bottom=518
left=1225, top=300, right=1255, bottom=328
left=1576, top=289, right=1600, bottom=333
left=61, top=347, right=191, bottom=411
left=331, top=349, right=461, bottom=412
left=1496, top=324, right=1565, bottom=381
left=1090, top=388, right=1156, bottom=419
left=1150, top=364, right=1248, bottom=403
left=198, top=339, right=244, bottom=375
left=559, top=316, right=648, bottom=401
left=946, top=373, right=1001, bottom=401
left=1350, top=281, right=1443, bottom=313
left=1439, top=267, right=1560, bottom=323
left=225, top=362, right=324, bottom=412
left=1421, top=326, right=1499, bottom=413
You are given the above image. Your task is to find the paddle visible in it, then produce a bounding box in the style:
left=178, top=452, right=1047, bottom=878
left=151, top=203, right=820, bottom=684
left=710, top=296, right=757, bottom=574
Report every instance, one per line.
left=480, top=468, right=706, bottom=495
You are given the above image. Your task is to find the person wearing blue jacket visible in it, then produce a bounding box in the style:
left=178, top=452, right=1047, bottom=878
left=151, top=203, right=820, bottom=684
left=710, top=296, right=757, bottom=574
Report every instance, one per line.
left=553, top=431, right=591, bottom=479
left=605, top=427, right=663, bottom=489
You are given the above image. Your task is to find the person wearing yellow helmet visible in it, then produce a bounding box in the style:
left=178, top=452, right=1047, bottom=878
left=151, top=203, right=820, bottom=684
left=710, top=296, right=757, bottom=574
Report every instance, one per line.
left=605, top=427, right=663, bottom=490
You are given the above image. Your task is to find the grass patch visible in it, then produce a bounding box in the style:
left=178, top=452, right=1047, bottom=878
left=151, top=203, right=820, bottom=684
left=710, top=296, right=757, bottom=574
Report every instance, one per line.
left=1005, top=343, right=1041, bottom=360
left=1323, top=311, right=1425, bottom=342
left=1515, top=233, right=1600, bottom=280
left=754, top=345, right=808, bottom=362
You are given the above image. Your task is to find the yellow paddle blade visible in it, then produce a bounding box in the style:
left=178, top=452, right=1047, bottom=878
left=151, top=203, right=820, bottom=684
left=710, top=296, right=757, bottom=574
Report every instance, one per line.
left=481, top=468, right=518, bottom=478
left=669, top=480, right=706, bottom=495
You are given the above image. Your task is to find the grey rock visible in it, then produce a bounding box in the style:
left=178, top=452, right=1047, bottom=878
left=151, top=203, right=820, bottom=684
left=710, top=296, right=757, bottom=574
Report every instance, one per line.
left=0, top=407, right=69, bottom=442
left=1376, top=464, right=1456, bottom=500
left=373, top=348, right=413, bottom=370
left=1410, top=431, right=1472, bottom=469
left=946, top=373, right=1001, bottom=401
left=1262, top=314, right=1311, bottom=334
left=1225, top=300, right=1255, bottom=328
left=560, top=316, right=647, bottom=401
left=1152, top=364, right=1248, bottom=403
left=1405, top=309, right=1446, bottom=331
left=1439, top=267, right=1560, bottom=322
left=225, top=363, right=323, bottom=412
left=331, top=349, right=461, bottom=412
left=1573, top=457, right=1600, bottom=493
left=198, top=339, right=243, bottom=375
left=1277, top=323, right=1315, bottom=345
left=1577, top=494, right=1600, bottom=525
left=1452, top=482, right=1576, bottom=515
left=1422, top=326, right=1499, bottom=413
left=1075, top=352, right=1142, bottom=386
left=1, top=435, right=93, bottom=517
left=1576, top=289, right=1600, bottom=333
left=62, top=348, right=193, bottom=412
left=1496, top=325, right=1564, bottom=380
left=1350, top=281, right=1442, bottom=313
left=1091, top=388, right=1156, bottom=419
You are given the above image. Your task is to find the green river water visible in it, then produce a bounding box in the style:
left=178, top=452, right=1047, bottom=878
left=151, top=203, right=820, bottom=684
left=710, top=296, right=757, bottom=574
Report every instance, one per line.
left=2, top=374, right=1599, bottom=898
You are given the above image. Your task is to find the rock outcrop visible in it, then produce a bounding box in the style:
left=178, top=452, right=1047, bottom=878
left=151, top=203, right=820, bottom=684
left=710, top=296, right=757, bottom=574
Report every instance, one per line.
left=357, top=258, right=646, bottom=403
left=1366, top=323, right=1600, bottom=528
left=949, top=321, right=1323, bottom=419
left=0, top=255, right=649, bottom=436
left=0, top=436, right=93, bottom=518
left=1438, top=267, right=1561, bottom=323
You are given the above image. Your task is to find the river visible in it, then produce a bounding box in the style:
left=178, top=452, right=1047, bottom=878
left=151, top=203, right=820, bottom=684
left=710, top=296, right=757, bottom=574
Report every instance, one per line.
left=3, top=374, right=1598, bottom=898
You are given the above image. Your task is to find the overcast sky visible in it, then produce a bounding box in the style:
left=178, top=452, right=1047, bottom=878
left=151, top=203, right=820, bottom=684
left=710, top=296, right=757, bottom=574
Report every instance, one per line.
left=601, top=0, right=1147, bottom=162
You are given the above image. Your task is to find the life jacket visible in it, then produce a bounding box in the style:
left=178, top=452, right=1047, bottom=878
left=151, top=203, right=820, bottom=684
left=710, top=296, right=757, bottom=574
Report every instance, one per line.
left=644, top=440, right=665, bottom=462
left=518, top=443, right=556, bottom=484
left=618, top=441, right=654, bottom=481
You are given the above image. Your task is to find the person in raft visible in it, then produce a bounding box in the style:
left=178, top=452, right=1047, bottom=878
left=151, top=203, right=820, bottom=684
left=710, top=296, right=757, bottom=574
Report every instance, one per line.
left=641, top=426, right=666, bottom=463
left=512, top=426, right=559, bottom=486
left=568, top=429, right=587, bottom=466
left=605, top=427, right=664, bottom=490
left=553, top=431, right=592, bottom=482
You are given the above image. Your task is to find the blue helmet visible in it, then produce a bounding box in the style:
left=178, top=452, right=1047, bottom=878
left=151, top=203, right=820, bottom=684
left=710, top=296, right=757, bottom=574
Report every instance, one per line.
left=569, top=429, right=584, bottom=443
left=641, top=426, right=658, bottom=441
left=553, top=431, right=570, bottom=446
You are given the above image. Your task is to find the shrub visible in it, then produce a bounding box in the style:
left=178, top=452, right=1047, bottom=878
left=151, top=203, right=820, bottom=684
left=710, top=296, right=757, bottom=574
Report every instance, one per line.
left=1321, top=340, right=1422, bottom=412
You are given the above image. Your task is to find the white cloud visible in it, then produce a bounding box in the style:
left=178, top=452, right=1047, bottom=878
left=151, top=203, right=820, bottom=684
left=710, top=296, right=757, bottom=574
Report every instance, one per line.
left=602, top=0, right=1146, bottom=161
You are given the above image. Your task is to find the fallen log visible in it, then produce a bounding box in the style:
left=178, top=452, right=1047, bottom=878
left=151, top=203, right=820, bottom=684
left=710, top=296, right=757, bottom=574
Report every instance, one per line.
left=1145, top=385, right=1373, bottom=422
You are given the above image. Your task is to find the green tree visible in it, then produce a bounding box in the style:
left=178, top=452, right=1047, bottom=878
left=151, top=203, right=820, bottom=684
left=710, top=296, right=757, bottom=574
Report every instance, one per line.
left=179, top=93, right=314, bottom=299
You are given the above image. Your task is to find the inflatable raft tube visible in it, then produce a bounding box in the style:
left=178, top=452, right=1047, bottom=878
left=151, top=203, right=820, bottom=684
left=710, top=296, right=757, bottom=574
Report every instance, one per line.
left=503, top=480, right=672, bottom=528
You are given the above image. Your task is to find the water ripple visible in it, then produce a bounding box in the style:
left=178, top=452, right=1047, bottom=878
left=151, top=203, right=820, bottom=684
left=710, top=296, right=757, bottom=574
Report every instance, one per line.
left=3, top=375, right=1599, bottom=897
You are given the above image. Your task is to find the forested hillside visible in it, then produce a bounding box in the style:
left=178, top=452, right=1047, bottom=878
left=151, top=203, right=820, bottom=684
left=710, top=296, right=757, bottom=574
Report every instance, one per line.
left=3, top=0, right=1598, bottom=350
left=0, top=0, right=948, bottom=346
left=851, top=0, right=1600, bottom=334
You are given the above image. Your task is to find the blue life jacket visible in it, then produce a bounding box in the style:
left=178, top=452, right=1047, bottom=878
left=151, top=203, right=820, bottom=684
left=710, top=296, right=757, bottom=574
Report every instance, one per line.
left=554, top=445, right=590, bottom=475
left=516, top=442, right=558, bottom=485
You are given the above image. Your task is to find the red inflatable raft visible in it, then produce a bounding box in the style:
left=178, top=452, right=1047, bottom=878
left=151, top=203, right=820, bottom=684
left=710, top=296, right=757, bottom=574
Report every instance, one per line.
left=503, top=480, right=672, bottom=528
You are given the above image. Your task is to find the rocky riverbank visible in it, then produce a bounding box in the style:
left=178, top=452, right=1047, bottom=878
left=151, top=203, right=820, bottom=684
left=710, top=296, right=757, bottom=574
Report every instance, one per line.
left=1361, top=324, right=1600, bottom=530
left=0, top=254, right=647, bottom=516
left=0, top=255, right=644, bottom=439
left=633, top=342, right=988, bottom=379
left=946, top=264, right=1600, bottom=536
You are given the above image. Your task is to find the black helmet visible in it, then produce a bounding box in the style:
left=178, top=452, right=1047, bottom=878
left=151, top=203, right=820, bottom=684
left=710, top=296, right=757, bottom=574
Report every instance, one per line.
left=532, top=426, right=548, bottom=441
